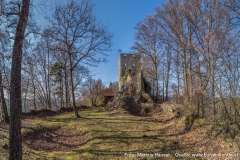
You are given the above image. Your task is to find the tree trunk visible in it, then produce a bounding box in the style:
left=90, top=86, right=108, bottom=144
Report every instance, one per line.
left=188, top=24, right=193, bottom=107
left=211, top=51, right=216, bottom=121
left=197, top=59, right=205, bottom=118
left=155, top=80, right=158, bottom=103
left=165, top=47, right=171, bottom=102
left=31, top=73, right=37, bottom=111
left=176, top=53, right=180, bottom=102
left=60, top=72, right=63, bottom=109
left=153, top=53, right=159, bottom=103
left=69, top=55, right=80, bottom=118
left=155, top=75, right=159, bottom=103
left=33, top=84, right=36, bottom=111
left=23, top=76, right=30, bottom=112
left=182, top=48, right=189, bottom=105
left=44, top=57, right=48, bottom=109
left=64, top=64, right=69, bottom=109
left=152, top=79, right=155, bottom=100
left=47, top=43, right=51, bottom=109
left=9, top=1, right=30, bottom=159
left=60, top=68, right=64, bottom=109
left=162, top=63, right=165, bottom=103
left=0, top=69, right=9, bottom=123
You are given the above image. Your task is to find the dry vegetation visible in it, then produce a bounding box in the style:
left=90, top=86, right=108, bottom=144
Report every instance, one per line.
left=1, top=105, right=239, bottom=159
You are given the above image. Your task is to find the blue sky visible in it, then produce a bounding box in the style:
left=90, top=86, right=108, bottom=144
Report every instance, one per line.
left=32, top=0, right=166, bottom=86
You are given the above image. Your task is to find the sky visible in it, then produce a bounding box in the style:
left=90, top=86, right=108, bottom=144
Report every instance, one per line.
left=32, top=0, right=167, bottom=86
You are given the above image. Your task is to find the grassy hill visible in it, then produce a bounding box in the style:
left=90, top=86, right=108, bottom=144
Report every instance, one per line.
left=0, top=108, right=239, bottom=159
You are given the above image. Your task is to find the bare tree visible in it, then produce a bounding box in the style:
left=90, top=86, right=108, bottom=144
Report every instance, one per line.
left=153, top=0, right=238, bottom=121
left=48, top=0, right=112, bottom=117
left=156, top=0, right=190, bottom=106
left=0, top=7, right=9, bottom=123
left=8, top=0, right=30, bottom=159
left=0, top=67, right=8, bottom=123
left=165, top=45, right=172, bottom=101
left=82, top=78, right=105, bottom=107
left=132, top=15, right=163, bottom=102
left=33, top=32, right=54, bottom=109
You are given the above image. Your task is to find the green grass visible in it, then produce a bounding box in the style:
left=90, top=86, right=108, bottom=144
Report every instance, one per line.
left=0, top=109, right=183, bottom=159
left=0, top=125, right=8, bottom=160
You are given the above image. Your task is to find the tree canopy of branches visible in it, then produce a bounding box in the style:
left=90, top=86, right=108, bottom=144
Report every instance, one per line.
left=82, top=78, right=105, bottom=107
left=0, top=0, right=112, bottom=159
left=47, top=0, right=112, bottom=117
left=132, top=0, right=240, bottom=123
left=132, top=15, right=163, bottom=102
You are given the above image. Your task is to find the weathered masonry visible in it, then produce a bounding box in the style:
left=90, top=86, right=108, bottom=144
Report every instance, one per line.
left=118, top=53, right=143, bottom=93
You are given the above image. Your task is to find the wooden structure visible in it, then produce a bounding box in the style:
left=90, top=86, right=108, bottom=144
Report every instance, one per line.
left=103, top=88, right=115, bottom=103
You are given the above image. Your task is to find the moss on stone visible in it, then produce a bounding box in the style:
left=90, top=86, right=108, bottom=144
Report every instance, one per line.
left=121, top=68, right=131, bottom=84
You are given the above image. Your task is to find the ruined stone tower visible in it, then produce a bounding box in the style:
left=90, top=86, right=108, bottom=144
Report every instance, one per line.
left=118, top=53, right=142, bottom=92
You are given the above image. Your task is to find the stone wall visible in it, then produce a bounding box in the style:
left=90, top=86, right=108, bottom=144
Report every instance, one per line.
left=118, top=53, right=141, bottom=92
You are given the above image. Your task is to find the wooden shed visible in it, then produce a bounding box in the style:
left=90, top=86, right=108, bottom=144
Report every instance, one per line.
left=103, top=88, right=115, bottom=103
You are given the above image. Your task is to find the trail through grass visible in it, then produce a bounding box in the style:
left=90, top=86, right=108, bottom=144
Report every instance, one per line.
left=0, top=108, right=239, bottom=159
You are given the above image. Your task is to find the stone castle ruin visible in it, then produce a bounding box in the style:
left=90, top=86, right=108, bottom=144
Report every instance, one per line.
left=105, top=53, right=154, bottom=116
left=107, top=53, right=177, bottom=116
left=104, top=53, right=154, bottom=116
left=118, top=53, right=143, bottom=93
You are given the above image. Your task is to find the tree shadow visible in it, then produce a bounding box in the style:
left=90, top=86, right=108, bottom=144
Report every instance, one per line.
left=0, top=122, right=9, bottom=131
left=21, top=109, right=57, bottom=119
left=0, top=134, right=8, bottom=140
left=22, top=126, right=90, bottom=152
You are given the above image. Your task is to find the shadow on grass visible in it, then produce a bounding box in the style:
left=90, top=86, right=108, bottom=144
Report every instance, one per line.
left=73, top=148, right=175, bottom=157
left=80, top=116, right=175, bottom=124
left=20, top=108, right=195, bottom=158
left=73, top=148, right=133, bottom=157
left=0, top=122, right=9, bottom=131
left=71, top=140, right=178, bottom=158
left=0, top=134, right=8, bottom=140
left=44, top=116, right=75, bottom=123
left=69, top=129, right=180, bottom=158
left=161, top=140, right=181, bottom=153
left=94, top=134, right=162, bottom=140
left=22, top=126, right=90, bottom=152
